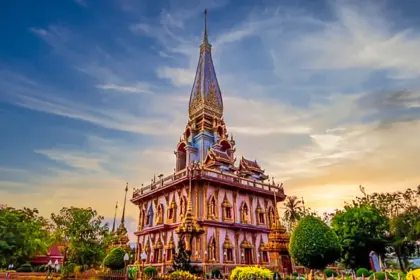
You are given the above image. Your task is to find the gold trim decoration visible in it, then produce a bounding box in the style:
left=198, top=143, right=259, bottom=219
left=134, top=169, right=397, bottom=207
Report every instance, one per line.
left=222, top=192, right=233, bottom=222
left=207, top=194, right=217, bottom=220
left=223, top=234, right=234, bottom=249
left=167, top=194, right=177, bottom=224
left=256, top=200, right=266, bottom=225
left=156, top=203, right=164, bottom=225
left=240, top=201, right=249, bottom=224
left=240, top=237, right=253, bottom=248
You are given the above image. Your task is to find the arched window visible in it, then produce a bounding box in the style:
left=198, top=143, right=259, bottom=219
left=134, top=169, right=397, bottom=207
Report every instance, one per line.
left=176, top=143, right=187, bottom=171
left=179, top=195, right=187, bottom=218
left=145, top=239, right=151, bottom=263
left=256, top=201, right=265, bottom=225
left=259, top=239, right=269, bottom=264
left=146, top=205, right=154, bottom=227
left=156, top=204, right=164, bottom=225
left=223, top=234, right=234, bottom=263
left=240, top=202, right=249, bottom=224
left=208, top=236, right=217, bottom=262
left=222, top=193, right=233, bottom=222
left=207, top=195, right=217, bottom=220
left=139, top=208, right=145, bottom=230
left=167, top=195, right=177, bottom=223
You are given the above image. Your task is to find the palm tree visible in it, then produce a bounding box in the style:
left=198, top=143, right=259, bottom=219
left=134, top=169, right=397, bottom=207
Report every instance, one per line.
left=283, top=196, right=303, bottom=229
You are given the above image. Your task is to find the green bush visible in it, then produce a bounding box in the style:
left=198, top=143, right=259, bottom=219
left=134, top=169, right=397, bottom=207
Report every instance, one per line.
left=357, top=268, right=371, bottom=277
left=324, top=269, right=337, bottom=277
left=16, top=263, right=33, bottom=273
left=391, top=272, right=406, bottom=280
left=38, top=265, right=47, bottom=272
left=211, top=268, right=222, bottom=278
left=144, top=266, right=158, bottom=276
left=369, top=272, right=396, bottom=280
left=289, top=216, right=341, bottom=269
left=103, top=247, right=125, bottom=270
left=230, top=266, right=273, bottom=280
left=66, top=262, right=76, bottom=273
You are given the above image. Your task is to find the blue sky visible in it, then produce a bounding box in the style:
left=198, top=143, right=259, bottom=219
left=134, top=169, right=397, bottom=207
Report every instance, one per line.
left=1, top=0, right=420, bottom=236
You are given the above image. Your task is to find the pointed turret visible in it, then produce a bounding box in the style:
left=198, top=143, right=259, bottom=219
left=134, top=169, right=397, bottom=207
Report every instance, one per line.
left=265, top=186, right=292, bottom=272
left=175, top=164, right=205, bottom=251
left=111, top=201, right=118, bottom=232
left=189, top=9, right=223, bottom=121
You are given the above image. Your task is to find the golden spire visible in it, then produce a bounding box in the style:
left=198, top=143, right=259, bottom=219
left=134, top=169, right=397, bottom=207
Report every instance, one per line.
left=175, top=165, right=205, bottom=251
left=265, top=189, right=289, bottom=253
left=203, top=9, right=208, bottom=44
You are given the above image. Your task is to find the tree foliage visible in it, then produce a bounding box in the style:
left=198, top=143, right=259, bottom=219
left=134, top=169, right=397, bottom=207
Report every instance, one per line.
left=172, top=238, right=191, bottom=272
left=289, top=215, right=340, bottom=269
left=0, top=206, right=51, bottom=268
left=103, top=247, right=125, bottom=270
left=51, top=207, right=112, bottom=267
left=351, top=186, right=420, bottom=272
left=331, top=205, right=389, bottom=270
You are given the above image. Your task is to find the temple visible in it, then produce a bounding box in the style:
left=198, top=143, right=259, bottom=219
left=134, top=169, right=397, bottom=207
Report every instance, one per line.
left=131, top=10, right=291, bottom=274
left=111, top=183, right=130, bottom=250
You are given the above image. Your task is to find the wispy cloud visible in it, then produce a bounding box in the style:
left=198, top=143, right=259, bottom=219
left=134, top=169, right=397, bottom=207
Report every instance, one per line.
left=96, top=83, right=154, bottom=94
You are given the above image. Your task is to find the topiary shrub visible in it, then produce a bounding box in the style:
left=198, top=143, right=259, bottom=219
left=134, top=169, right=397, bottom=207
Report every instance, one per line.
left=357, top=268, right=371, bottom=277
left=369, top=272, right=395, bottom=280
left=324, top=269, right=337, bottom=277
left=144, top=266, right=158, bottom=277
left=103, top=247, right=125, bottom=270
left=16, top=263, right=33, bottom=272
left=230, top=266, right=273, bottom=280
left=289, top=215, right=340, bottom=270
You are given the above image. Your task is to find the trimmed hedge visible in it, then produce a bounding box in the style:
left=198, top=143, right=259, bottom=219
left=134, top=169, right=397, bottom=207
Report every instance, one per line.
left=369, top=272, right=396, bottom=280
left=324, top=269, right=337, bottom=277
left=144, top=266, right=158, bottom=276
left=103, top=247, right=125, bottom=270
left=357, top=268, right=371, bottom=277
left=289, top=215, right=340, bottom=269
left=16, top=263, right=33, bottom=273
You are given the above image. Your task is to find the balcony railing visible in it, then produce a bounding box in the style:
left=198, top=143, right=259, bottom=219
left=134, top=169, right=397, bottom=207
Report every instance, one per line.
left=132, top=167, right=284, bottom=198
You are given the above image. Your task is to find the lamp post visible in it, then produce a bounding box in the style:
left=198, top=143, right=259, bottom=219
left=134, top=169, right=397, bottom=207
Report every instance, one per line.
left=124, top=253, right=129, bottom=280
left=140, top=252, right=147, bottom=280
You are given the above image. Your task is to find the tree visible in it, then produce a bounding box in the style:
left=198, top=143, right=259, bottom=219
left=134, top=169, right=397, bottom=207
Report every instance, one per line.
left=389, top=206, right=420, bottom=272
left=0, top=206, right=51, bottom=267
left=353, top=185, right=420, bottom=219
left=289, top=215, right=340, bottom=269
left=172, top=238, right=191, bottom=272
left=51, top=207, right=112, bottom=267
left=352, top=186, right=420, bottom=272
left=283, top=196, right=304, bottom=229
left=331, top=205, right=389, bottom=270
left=103, top=247, right=125, bottom=270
